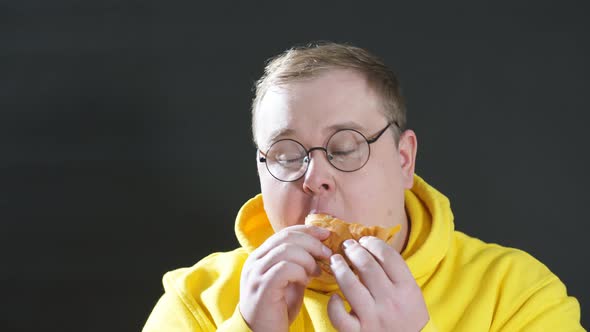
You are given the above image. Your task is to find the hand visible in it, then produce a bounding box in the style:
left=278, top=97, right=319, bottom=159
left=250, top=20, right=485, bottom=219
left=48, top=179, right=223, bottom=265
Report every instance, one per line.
left=328, top=236, right=429, bottom=332
left=239, top=225, right=333, bottom=332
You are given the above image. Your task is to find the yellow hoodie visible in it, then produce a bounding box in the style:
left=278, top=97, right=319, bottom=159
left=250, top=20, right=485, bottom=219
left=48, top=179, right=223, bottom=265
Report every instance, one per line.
left=143, top=175, right=584, bottom=331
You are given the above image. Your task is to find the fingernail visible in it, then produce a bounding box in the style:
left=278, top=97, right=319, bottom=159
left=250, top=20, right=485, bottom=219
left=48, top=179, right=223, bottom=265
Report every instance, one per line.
left=330, top=254, right=344, bottom=265
left=342, top=239, right=356, bottom=249
left=359, top=236, right=369, bottom=245
left=322, top=245, right=332, bottom=256
left=315, top=227, right=330, bottom=236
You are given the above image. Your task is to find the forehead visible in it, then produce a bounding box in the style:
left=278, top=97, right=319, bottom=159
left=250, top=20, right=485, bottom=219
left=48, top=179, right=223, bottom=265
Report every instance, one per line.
left=255, top=69, right=386, bottom=148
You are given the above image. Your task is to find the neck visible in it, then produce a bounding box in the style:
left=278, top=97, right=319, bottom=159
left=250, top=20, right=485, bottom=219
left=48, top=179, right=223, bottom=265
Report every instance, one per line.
left=392, top=212, right=410, bottom=254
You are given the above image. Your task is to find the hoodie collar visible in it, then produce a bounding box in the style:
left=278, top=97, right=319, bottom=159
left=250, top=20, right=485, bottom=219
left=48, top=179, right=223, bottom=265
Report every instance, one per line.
left=402, top=175, right=454, bottom=281
left=235, top=174, right=454, bottom=287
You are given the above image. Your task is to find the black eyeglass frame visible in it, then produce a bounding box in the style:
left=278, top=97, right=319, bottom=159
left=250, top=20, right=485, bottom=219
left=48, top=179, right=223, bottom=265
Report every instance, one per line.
left=258, top=120, right=400, bottom=182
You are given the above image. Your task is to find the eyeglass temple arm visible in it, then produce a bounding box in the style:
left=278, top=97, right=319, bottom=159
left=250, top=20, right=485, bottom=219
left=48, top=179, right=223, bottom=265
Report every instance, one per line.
left=366, top=120, right=399, bottom=144
left=257, top=149, right=266, bottom=163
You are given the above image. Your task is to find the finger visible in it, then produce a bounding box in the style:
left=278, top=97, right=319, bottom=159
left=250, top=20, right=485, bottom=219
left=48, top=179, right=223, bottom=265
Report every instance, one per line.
left=330, top=254, right=373, bottom=318
left=342, top=239, right=391, bottom=298
left=305, top=224, right=332, bottom=240
left=257, top=242, right=321, bottom=277
left=264, top=261, right=310, bottom=288
left=359, top=236, right=414, bottom=284
left=253, top=225, right=332, bottom=260
left=285, top=224, right=332, bottom=240
left=327, top=293, right=360, bottom=332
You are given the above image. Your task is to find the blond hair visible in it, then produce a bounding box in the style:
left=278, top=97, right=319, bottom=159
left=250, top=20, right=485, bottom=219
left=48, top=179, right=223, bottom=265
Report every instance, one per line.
left=251, top=42, right=407, bottom=145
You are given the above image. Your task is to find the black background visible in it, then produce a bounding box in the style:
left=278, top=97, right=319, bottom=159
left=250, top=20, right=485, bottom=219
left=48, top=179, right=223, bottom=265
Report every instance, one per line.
left=2, top=1, right=588, bottom=331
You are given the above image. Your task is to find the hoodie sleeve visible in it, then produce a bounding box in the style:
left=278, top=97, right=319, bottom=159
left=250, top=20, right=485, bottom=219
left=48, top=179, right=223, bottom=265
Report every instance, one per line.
left=142, top=291, right=252, bottom=332
left=142, top=290, right=209, bottom=331
left=494, top=275, right=584, bottom=331
left=420, top=317, right=439, bottom=332
left=142, top=250, right=252, bottom=332
left=489, top=250, right=585, bottom=332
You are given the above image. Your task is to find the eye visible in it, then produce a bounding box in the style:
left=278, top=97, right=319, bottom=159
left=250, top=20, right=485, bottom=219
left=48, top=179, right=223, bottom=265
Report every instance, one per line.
left=329, top=140, right=361, bottom=157
left=330, top=148, right=356, bottom=157
left=275, top=153, right=304, bottom=166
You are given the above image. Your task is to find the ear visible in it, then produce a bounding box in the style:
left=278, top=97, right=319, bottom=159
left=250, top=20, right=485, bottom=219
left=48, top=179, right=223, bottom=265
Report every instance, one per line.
left=397, top=130, right=418, bottom=189
left=255, top=150, right=263, bottom=176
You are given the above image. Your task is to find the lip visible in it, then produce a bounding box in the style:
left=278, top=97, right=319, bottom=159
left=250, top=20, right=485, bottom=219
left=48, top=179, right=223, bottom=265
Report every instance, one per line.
left=308, top=208, right=338, bottom=219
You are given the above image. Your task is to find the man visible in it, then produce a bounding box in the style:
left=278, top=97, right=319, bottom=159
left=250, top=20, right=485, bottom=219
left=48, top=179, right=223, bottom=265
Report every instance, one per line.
left=143, top=42, right=584, bottom=331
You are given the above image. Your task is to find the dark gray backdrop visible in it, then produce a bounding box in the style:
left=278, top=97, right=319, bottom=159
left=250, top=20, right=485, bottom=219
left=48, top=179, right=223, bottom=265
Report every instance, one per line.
left=2, top=1, right=588, bottom=331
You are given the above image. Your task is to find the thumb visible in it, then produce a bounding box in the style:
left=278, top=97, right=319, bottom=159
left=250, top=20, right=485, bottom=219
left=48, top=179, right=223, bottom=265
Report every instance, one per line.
left=327, top=294, right=359, bottom=332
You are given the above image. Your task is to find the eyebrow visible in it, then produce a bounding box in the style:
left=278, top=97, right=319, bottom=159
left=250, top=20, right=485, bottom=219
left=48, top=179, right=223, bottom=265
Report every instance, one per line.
left=326, top=121, right=365, bottom=132
left=267, top=121, right=367, bottom=143
left=267, top=127, right=295, bottom=143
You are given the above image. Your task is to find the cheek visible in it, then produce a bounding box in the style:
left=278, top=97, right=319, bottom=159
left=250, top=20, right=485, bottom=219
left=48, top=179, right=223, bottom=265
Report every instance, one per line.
left=363, top=151, right=401, bottom=187
left=259, top=174, right=304, bottom=231
left=348, top=153, right=404, bottom=222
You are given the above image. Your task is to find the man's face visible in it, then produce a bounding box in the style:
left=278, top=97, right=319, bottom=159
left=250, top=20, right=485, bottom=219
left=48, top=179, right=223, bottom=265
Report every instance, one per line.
left=254, top=69, right=417, bottom=236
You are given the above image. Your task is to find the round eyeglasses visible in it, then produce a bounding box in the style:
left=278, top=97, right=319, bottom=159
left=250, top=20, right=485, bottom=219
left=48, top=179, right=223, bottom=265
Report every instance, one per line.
left=258, top=121, right=399, bottom=182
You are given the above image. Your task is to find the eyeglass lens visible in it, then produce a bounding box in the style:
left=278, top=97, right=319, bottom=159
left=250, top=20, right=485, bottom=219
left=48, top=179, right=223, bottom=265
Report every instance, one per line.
left=265, top=129, right=370, bottom=181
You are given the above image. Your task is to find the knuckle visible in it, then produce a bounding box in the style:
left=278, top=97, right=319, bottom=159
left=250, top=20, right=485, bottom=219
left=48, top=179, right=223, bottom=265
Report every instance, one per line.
left=274, top=230, right=291, bottom=242
left=249, top=261, right=266, bottom=279
left=274, top=260, right=290, bottom=270
left=274, top=242, right=291, bottom=255
left=313, top=242, right=327, bottom=256
left=338, top=274, right=359, bottom=291
left=304, top=257, right=318, bottom=274
left=352, top=252, right=374, bottom=271
left=265, top=261, right=288, bottom=279
left=249, top=279, right=262, bottom=293
left=382, top=296, right=402, bottom=313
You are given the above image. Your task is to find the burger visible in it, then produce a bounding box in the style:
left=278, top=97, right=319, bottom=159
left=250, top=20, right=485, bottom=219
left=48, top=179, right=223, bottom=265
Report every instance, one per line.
left=304, top=213, right=401, bottom=283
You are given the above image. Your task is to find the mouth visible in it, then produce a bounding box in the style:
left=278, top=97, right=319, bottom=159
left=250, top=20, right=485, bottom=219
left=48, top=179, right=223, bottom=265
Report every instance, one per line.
left=308, top=208, right=338, bottom=219
left=307, top=197, right=340, bottom=221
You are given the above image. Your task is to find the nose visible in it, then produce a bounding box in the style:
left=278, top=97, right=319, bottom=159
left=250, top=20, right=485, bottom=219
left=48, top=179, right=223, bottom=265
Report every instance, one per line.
left=302, top=149, right=336, bottom=196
